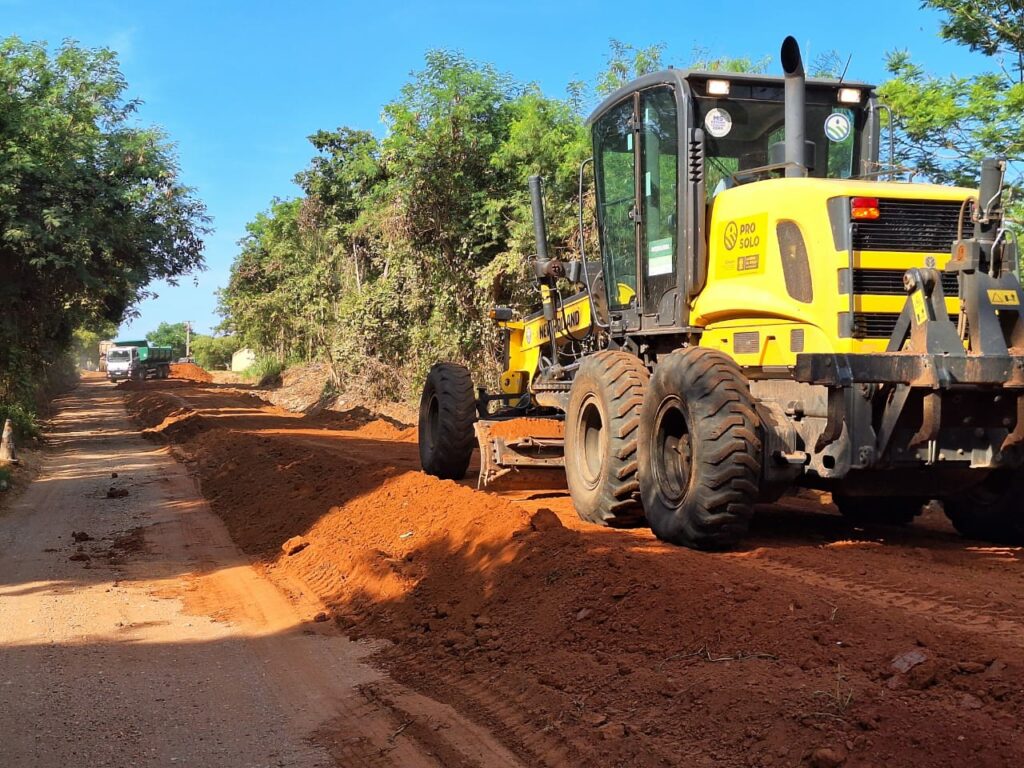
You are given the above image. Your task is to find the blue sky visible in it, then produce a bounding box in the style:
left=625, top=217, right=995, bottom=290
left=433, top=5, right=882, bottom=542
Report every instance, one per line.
left=6, top=0, right=981, bottom=337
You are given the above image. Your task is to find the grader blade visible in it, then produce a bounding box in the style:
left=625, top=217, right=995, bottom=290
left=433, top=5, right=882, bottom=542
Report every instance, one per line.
left=474, top=419, right=565, bottom=488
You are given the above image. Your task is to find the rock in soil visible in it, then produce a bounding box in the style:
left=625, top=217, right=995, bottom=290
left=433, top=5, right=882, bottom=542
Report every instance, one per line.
left=891, top=648, right=928, bottom=673
left=281, top=535, right=309, bottom=556
left=810, top=746, right=847, bottom=768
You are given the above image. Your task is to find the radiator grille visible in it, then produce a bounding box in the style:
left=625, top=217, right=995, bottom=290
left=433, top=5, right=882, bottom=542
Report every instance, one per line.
left=851, top=199, right=967, bottom=253
left=852, top=268, right=960, bottom=296
left=853, top=311, right=959, bottom=339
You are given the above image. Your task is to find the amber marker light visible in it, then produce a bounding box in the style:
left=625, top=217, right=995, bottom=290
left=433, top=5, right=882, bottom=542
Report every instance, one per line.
left=851, top=197, right=880, bottom=220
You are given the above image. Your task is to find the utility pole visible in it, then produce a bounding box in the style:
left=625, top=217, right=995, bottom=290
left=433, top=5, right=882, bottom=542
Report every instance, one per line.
left=185, top=321, right=192, bottom=359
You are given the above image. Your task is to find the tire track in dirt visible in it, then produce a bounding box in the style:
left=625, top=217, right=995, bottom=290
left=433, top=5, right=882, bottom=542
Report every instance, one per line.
left=730, top=549, right=1024, bottom=648
left=434, top=675, right=582, bottom=767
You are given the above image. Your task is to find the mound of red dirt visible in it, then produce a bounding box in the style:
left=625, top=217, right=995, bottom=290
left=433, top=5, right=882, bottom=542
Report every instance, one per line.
left=169, top=362, right=213, bottom=383
left=122, top=385, right=1024, bottom=768
left=482, top=416, right=564, bottom=439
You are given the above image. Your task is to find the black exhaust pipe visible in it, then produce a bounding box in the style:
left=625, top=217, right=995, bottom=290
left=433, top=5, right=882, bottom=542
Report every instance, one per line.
left=528, top=174, right=550, bottom=260
left=781, top=36, right=806, bottom=178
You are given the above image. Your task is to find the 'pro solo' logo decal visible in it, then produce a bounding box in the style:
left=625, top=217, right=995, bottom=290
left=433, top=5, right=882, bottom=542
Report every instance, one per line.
left=719, top=214, right=767, bottom=277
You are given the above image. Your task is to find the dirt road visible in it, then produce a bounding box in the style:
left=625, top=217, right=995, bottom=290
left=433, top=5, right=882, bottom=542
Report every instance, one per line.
left=6, top=377, right=1023, bottom=767
left=113, top=377, right=1024, bottom=768
left=0, top=379, right=521, bottom=767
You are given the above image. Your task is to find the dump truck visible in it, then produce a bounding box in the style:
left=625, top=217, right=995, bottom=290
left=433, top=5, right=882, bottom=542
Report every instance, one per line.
left=105, top=341, right=173, bottom=381
left=419, top=36, right=1024, bottom=549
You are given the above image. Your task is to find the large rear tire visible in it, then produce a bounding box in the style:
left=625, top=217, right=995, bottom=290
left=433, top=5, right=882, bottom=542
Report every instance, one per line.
left=419, top=363, right=477, bottom=481
left=941, top=471, right=1024, bottom=545
left=638, top=347, right=761, bottom=550
left=564, top=350, right=649, bottom=527
left=833, top=495, right=925, bottom=526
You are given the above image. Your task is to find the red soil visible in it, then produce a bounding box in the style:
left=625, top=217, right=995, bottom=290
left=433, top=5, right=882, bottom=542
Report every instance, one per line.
left=123, top=383, right=1024, bottom=768
left=481, top=417, right=565, bottom=440
left=169, top=362, right=214, bottom=383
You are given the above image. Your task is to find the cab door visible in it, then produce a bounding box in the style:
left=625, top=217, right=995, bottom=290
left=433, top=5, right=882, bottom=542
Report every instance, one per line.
left=593, top=95, right=641, bottom=331
left=639, top=86, right=680, bottom=326
left=593, top=86, right=682, bottom=332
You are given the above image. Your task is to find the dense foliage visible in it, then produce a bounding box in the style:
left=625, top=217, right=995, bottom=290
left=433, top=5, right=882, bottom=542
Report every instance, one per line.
left=221, top=50, right=594, bottom=401
left=191, top=334, right=240, bottom=370
left=0, top=37, right=207, bottom=417
left=146, top=321, right=189, bottom=359
left=879, top=0, right=1024, bottom=204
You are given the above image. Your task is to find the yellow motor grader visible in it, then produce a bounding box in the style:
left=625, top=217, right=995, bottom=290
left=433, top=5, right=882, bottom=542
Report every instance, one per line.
left=418, top=37, right=1024, bottom=549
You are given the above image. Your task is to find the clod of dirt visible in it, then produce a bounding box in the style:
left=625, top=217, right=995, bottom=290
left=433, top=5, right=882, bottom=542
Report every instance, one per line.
left=583, top=712, right=608, bottom=727
left=282, top=536, right=310, bottom=556
left=68, top=553, right=90, bottom=562
left=71, top=531, right=93, bottom=542
left=906, top=659, right=942, bottom=690
left=111, top=472, right=118, bottom=478
left=598, top=721, right=627, bottom=740
left=313, top=611, right=329, bottom=623
left=529, top=508, right=564, bottom=532
left=810, top=746, right=847, bottom=768
left=960, top=693, right=984, bottom=710
left=891, top=648, right=928, bottom=673
left=106, top=486, right=129, bottom=499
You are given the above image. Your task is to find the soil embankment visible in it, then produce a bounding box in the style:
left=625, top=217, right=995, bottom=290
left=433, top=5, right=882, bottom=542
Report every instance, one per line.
left=124, top=380, right=1024, bottom=768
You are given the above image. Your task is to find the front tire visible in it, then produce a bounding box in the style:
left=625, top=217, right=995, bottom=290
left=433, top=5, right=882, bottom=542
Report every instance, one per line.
left=941, top=471, right=1024, bottom=545
left=564, top=350, right=649, bottom=527
left=638, top=347, right=762, bottom=550
left=419, top=363, right=477, bottom=480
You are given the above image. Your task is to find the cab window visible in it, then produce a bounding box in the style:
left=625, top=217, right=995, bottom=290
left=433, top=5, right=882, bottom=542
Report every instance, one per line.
left=640, top=86, right=679, bottom=313
left=593, top=98, right=638, bottom=311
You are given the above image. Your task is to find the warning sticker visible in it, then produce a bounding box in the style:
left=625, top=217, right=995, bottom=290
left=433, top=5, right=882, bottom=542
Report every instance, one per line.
left=718, top=214, right=767, bottom=278
left=988, top=289, right=1021, bottom=306
left=911, top=290, right=929, bottom=325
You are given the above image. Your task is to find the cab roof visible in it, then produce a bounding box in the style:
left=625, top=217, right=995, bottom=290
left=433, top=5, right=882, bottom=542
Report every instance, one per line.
left=585, top=68, right=875, bottom=126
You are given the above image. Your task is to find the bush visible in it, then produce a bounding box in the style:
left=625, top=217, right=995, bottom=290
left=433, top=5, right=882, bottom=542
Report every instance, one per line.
left=0, top=402, right=40, bottom=441
left=244, top=356, right=284, bottom=387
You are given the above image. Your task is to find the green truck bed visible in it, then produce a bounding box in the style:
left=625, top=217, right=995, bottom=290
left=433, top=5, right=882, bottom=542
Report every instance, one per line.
left=137, top=346, right=173, bottom=363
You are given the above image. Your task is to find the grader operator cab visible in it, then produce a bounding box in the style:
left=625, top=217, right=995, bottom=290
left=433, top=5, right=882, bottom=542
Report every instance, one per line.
left=419, top=37, right=1024, bottom=549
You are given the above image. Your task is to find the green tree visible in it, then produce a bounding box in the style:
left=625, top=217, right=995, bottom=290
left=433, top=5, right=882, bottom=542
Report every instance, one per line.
left=596, top=40, right=666, bottom=96
left=879, top=1, right=1024, bottom=194
left=690, top=47, right=770, bottom=74
left=191, top=334, right=241, bottom=370
left=146, top=322, right=189, bottom=359
left=0, top=37, right=208, bottom=409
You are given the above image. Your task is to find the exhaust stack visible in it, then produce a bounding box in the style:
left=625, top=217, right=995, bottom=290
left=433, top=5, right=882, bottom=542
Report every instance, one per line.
left=781, top=36, right=806, bottom=178
left=528, top=174, right=550, bottom=260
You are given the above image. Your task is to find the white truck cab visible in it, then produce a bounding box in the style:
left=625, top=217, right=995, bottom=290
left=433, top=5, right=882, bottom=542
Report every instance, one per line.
left=105, top=346, right=137, bottom=380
